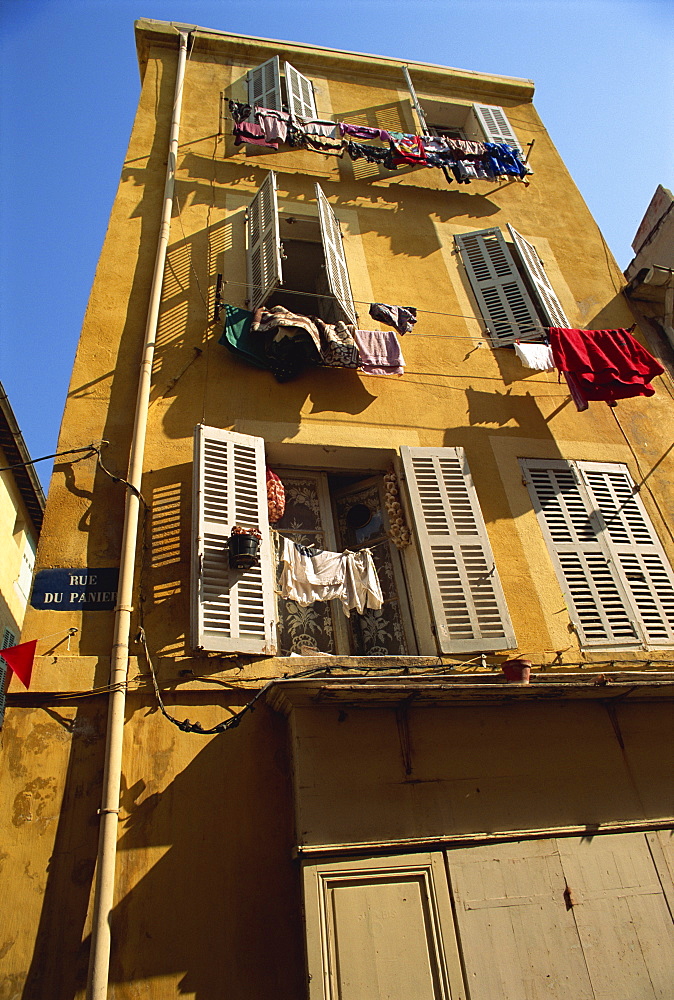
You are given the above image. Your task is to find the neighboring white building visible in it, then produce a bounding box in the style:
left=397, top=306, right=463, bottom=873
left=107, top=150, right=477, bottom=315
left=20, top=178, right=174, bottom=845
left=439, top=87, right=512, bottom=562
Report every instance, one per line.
left=625, top=185, right=674, bottom=350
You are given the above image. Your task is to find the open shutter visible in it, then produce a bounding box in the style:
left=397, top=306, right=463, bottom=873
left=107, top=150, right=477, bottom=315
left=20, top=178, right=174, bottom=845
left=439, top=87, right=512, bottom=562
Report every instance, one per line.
left=246, top=171, right=282, bottom=311
left=284, top=61, right=317, bottom=120
left=507, top=225, right=571, bottom=327
left=401, top=446, right=516, bottom=653
left=455, top=228, right=541, bottom=345
left=581, top=463, right=674, bottom=646
left=473, top=104, right=520, bottom=149
left=191, top=425, right=276, bottom=655
left=247, top=56, right=282, bottom=112
left=315, top=183, right=358, bottom=325
left=521, top=460, right=640, bottom=647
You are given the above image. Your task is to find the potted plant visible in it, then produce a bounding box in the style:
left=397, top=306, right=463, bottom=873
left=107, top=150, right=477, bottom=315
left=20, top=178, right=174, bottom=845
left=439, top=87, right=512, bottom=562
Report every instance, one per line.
left=501, top=657, right=532, bottom=685
left=228, top=525, right=262, bottom=570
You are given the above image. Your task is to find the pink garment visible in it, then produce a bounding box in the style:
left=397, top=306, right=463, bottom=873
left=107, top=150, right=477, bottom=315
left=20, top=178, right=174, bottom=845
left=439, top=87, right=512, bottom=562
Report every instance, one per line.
left=255, top=107, right=289, bottom=143
left=352, top=329, right=405, bottom=376
left=549, top=327, right=664, bottom=405
left=233, top=122, right=278, bottom=149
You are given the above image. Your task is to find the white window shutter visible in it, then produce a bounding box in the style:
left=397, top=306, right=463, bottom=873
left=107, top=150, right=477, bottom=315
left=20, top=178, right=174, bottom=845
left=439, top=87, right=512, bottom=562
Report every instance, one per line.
left=454, top=228, right=541, bottom=345
left=284, top=60, right=317, bottom=120
left=247, top=56, right=282, bottom=112
left=521, top=460, right=640, bottom=647
left=400, top=446, right=517, bottom=653
left=246, top=171, right=282, bottom=311
left=581, top=464, right=674, bottom=646
left=507, top=225, right=570, bottom=328
left=191, top=425, right=276, bottom=655
left=315, top=183, right=358, bottom=325
left=473, top=103, right=521, bottom=149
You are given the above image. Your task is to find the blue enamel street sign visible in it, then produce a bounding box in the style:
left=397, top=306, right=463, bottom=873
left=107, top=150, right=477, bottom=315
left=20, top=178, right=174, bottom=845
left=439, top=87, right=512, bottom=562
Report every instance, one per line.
left=31, top=568, right=120, bottom=610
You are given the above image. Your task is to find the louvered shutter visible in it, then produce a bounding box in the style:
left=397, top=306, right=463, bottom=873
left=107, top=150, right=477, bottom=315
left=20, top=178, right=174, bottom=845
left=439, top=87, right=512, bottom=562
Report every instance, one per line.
left=315, top=183, right=358, bottom=325
left=246, top=171, right=282, bottom=311
left=521, top=460, right=642, bottom=647
left=247, top=56, right=282, bottom=113
left=284, top=61, right=317, bottom=120
left=473, top=104, right=521, bottom=149
left=507, top=225, right=570, bottom=328
left=191, top=425, right=276, bottom=655
left=0, top=629, right=16, bottom=726
left=581, top=463, right=674, bottom=645
left=454, top=228, right=541, bottom=345
left=401, top=446, right=516, bottom=653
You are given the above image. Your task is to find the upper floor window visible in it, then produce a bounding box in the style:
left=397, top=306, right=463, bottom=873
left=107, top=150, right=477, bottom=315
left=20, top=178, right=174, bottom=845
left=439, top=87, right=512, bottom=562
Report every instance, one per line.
left=246, top=171, right=357, bottom=325
left=423, top=101, right=522, bottom=149
left=247, top=56, right=317, bottom=120
left=521, top=459, right=674, bottom=649
left=454, top=226, right=570, bottom=346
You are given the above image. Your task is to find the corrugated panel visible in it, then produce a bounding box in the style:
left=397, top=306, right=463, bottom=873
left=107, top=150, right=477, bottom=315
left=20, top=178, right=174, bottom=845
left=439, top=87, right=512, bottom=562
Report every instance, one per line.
left=246, top=171, right=282, bottom=311
left=401, top=446, right=516, bottom=653
left=454, top=228, right=540, bottom=345
left=192, top=425, right=276, bottom=654
left=315, top=183, right=357, bottom=325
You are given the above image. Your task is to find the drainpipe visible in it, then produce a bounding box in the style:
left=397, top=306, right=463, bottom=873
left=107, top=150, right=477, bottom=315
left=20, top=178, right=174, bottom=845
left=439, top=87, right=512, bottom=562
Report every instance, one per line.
left=87, top=28, right=191, bottom=1000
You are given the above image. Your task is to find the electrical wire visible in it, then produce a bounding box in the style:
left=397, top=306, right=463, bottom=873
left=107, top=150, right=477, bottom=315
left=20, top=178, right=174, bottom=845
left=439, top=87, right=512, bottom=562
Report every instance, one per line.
left=0, top=444, right=99, bottom=474
left=609, top=409, right=674, bottom=546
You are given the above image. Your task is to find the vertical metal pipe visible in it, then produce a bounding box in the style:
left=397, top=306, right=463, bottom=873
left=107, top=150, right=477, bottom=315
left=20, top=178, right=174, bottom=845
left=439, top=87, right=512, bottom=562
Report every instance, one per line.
left=86, top=29, right=190, bottom=1000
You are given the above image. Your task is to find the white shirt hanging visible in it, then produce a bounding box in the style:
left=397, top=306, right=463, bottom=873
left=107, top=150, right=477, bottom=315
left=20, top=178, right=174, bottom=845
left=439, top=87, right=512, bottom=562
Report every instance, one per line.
left=279, top=536, right=383, bottom=616
left=514, top=341, right=556, bottom=371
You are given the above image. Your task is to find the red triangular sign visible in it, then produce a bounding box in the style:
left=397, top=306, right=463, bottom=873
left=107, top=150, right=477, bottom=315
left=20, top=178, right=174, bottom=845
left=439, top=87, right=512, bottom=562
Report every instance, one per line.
left=1, top=640, right=37, bottom=689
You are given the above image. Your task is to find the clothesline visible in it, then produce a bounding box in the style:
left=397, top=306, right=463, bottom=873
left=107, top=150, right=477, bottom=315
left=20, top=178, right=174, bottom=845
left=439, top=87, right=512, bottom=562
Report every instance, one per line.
left=270, top=525, right=390, bottom=552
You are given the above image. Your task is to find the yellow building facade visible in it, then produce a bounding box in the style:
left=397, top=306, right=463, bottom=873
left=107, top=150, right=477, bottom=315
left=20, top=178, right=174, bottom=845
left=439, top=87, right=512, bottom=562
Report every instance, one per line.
left=2, top=20, right=673, bottom=999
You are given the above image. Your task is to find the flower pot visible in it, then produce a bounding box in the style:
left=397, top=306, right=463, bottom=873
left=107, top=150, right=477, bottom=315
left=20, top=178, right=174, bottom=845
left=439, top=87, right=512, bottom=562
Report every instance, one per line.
left=501, top=657, right=532, bottom=684
left=228, top=532, right=260, bottom=570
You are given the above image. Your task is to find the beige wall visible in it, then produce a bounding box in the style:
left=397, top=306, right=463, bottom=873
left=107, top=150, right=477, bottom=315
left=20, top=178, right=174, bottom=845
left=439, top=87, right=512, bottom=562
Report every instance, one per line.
left=0, top=445, right=36, bottom=642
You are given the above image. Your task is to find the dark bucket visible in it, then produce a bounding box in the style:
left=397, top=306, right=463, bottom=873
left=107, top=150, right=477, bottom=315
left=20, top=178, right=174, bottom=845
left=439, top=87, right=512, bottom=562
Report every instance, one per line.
left=228, top=533, right=260, bottom=570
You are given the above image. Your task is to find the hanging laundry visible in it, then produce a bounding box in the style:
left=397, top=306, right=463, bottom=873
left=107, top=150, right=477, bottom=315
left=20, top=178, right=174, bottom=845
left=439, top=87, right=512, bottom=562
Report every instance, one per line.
left=299, top=118, right=340, bottom=139
left=255, top=107, right=290, bottom=144
left=339, top=123, right=391, bottom=143
left=484, top=142, right=528, bottom=180
left=514, top=341, right=555, bottom=372
left=352, top=329, right=405, bottom=376
left=228, top=99, right=252, bottom=124
left=549, top=327, right=665, bottom=407
left=345, top=140, right=394, bottom=167
left=303, top=134, right=344, bottom=154
left=252, top=305, right=323, bottom=382
left=279, top=536, right=383, bottom=616
left=219, top=304, right=272, bottom=371
left=369, top=303, right=417, bottom=335
left=233, top=122, right=279, bottom=149
left=388, top=132, right=426, bottom=166
left=313, top=319, right=361, bottom=368
left=266, top=468, right=285, bottom=523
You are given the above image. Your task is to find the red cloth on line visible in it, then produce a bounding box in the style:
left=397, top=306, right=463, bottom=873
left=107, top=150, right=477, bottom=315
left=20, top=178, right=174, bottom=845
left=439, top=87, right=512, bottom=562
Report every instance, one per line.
left=549, top=327, right=664, bottom=405
left=1, top=639, right=37, bottom=689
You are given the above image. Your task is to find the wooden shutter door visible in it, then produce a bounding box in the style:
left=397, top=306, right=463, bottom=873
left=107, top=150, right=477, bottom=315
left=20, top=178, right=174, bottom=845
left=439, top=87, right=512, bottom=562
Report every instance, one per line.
left=315, top=183, right=358, bottom=325
left=507, top=225, right=571, bottom=327
left=246, top=171, right=282, bottom=311
left=191, top=425, right=276, bottom=654
left=472, top=103, right=521, bottom=148
left=284, top=61, right=317, bottom=120
left=454, top=229, right=540, bottom=345
left=246, top=55, right=282, bottom=112
left=302, top=852, right=466, bottom=1000
left=580, top=463, right=674, bottom=645
left=401, top=446, right=516, bottom=653
left=447, top=840, right=594, bottom=1000
left=521, top=460, right=640, bottom=647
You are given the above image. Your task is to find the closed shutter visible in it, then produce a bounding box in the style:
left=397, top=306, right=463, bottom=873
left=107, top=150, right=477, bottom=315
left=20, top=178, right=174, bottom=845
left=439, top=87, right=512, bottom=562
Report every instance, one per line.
left=473, top=103, right=520, bottom=149
left=247, top=56, right=282, bottom=112
left=581, top=464, right=674, bottom=645
left=454, top=228, right=541, bottom=345
left=520, top=459, right=674, bottom=648
left=507, top=225, right=570, bottom=327
left=246, top=171, right=282, bottom=311
left=0, top=628, right=16, bottom=726
left=401, top=446, right=516, bottom=653
left=191, top=425, right=276, bottom=654
left=284, top=61, right=317, bottom=120
left=315, top=183, right=358, bottom=325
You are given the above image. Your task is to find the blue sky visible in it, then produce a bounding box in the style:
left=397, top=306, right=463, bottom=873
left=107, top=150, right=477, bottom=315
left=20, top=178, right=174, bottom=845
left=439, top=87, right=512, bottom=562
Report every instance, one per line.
left=1, top=0, right=672, bottom=488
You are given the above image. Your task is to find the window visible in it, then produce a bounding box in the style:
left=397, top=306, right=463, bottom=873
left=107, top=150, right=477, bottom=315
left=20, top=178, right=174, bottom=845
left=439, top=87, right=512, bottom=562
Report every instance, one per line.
left=191, top=426, right=517, bottom=656
left=246, top=56, right=317, bottom=120
left=521, top=459, right=674, bottom=648
left=15, top=536, right=36, bottom=605
left=454, top=225, right=570, bottom=345
left=421, top=100, right=522, bottom=149
left=0, top=628, right=16, bottom=727
left=246, top=171, right=357, bottom=324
